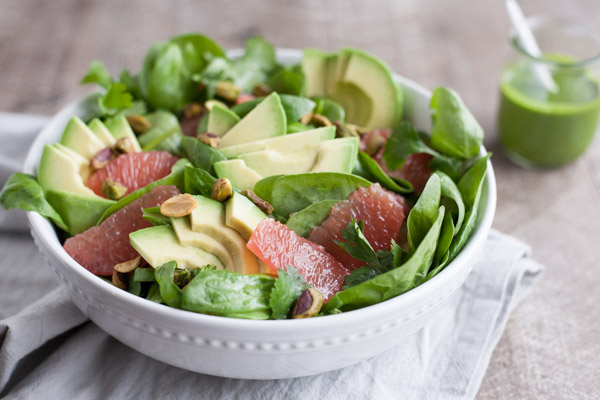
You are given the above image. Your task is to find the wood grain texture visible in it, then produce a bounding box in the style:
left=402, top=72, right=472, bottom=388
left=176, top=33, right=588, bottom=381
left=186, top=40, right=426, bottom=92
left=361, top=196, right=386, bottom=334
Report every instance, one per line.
left=1, top=0, right=600, bottom=398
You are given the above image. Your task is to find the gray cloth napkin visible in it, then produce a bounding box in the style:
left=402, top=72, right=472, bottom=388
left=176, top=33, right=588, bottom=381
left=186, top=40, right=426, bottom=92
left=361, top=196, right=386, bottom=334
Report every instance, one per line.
left=0, top=113, right=544, bottom=400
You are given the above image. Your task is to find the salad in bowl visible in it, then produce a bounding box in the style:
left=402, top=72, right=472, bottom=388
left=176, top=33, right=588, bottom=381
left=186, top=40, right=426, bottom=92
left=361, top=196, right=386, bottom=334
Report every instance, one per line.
left=2, top=34, right=490, bottom=323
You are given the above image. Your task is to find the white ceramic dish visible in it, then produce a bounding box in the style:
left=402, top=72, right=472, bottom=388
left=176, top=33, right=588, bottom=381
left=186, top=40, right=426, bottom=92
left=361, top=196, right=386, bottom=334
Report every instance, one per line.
left=24, top=49, right=496, bottom=379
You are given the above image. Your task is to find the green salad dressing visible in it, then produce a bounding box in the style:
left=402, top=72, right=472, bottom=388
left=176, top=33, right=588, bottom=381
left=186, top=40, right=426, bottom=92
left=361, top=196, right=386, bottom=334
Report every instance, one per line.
left=499, top=55, right=600, bottom=167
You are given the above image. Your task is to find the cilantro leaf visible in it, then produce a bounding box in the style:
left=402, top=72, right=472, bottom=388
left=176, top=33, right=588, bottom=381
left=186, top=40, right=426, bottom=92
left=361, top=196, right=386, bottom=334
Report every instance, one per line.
left=269, top=267, right=310, bottom=319
left=98, top=83, right=134, bottom=117
left=81, top=60, right=113, bottom=89
left=334, top=218, right=395, bottom=274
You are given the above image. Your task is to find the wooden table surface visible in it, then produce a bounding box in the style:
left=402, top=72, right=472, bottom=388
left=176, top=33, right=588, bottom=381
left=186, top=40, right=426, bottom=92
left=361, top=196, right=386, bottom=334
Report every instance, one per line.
left=1, top=0, right=599, bottom=398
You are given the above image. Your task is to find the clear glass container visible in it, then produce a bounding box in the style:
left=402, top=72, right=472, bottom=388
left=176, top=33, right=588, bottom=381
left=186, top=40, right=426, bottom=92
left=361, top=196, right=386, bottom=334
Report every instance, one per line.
left=498, top=16, right=600, bottom=168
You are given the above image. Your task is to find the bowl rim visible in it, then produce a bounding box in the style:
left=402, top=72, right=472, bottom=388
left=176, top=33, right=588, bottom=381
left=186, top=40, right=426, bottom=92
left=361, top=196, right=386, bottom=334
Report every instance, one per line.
left=25, top=48, right=497, bottom=332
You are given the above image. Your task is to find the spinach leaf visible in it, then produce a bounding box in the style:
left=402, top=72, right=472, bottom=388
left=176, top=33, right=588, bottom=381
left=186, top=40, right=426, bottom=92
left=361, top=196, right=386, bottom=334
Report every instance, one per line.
left=138, top=110, right=183, bottom=154
left=407, top=174, right=441, bottom=251
left=127, top=273, right=142, bottom=296
left=146, top=282, right=164, bottom=303
left=44, top=189, right=114, bottom=235
left=430, top=87, right=484, bottom=159
left=231, top=94, right=315, bottom=123
left=179, top=136, right=226, bottom=175
left=0, top=173, right=68, bottom=232
left=342, top=266, right=378, bottom=289
left=253, top=175, right=283, bottom=203
left=312, top=97, right=345, bottom=123
left=437, top=171, right=465, bottom=232
left=286, top=199, right=337, bottom=237
left=98, top=83, right=133, bottom=117
left=81, top=61, right=113, bottom=89
left=269, top=267, right=310, bottom=319
left=383, top=121, right=437, bottom=171
left=428, top=154, right=464, bottom=181
left=267, top=65, right=307, bottom=96
left=433, top=210, right=455, bottom=267
left=97, top=159, right=190, bottom=223
left=228, top=36, right=276, bottom=92
left=182, top=269, right=275, bottom=319
left=142, top=207, right=170, bottom=226
left=184, top=165, right=217, bottom=197
left=118, top=69, right=142, bottom=100
left=155, top=261, right=184, bottom=308
left=287, top=122, right=314, bottom=133
left=323, top=206, right=445, bottom=313
left=269, top=173, right=371, bottom=217
left=426, top=154, right=490, bottom=280
left=357, top=152, right=413, bottom=194
left=133, top=267, right=157, bottom=282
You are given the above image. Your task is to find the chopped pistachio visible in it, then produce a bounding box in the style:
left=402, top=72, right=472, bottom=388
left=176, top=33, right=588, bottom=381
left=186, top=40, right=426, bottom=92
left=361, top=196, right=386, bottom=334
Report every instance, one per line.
left=197, top=132, right=221, bottom=148
left=114, top=137, right=137, bottom=154
left=292, top=288, right=323, bottom=319
left=365, top=131, right=387, bottom=156
left=299, top=111, right=313, bottom=125
left=311, top=113, right=332, bottom=127
left=160, top=194, right=197, bottom=218
left=211, top=178, right=233, bottom=202
left=125, top=114, right=151, bottom=134
left=112, top=270, right=128, bottom=290
left=241, top=189, right=274, bottom=215
left=114, top=256, right=142, bottom=274
left=252, top=83, right=272, bottom=97
left=216, top=81, right=241, bottom=102
left=101, top=178, right=128, bottom=200
left=333, top=121, right=359, bottom=138
left=183, top=102, right=205, bottom=118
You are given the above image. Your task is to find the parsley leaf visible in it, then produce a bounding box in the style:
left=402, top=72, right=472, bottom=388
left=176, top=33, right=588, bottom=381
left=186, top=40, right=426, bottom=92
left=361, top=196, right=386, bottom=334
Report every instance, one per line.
left=343, top=266, right=378, bottom=289
left=269, top=266, right=310, bottom=319
left=98, top=83, right=133, bottom=117
left=383, top=121, right=437, bottom=171
left=80, top=60, right=113, bottom=89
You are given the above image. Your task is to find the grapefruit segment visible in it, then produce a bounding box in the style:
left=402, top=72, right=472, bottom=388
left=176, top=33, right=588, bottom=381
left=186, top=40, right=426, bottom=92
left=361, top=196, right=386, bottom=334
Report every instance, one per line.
left=86, top=151, right=179, bottom=198
left=247, top=218, right=350, bottom=301
left=360, top=129, right=432, bottom=194
left=308, top=183, right=407, bottom=270
left=63, top=185, right=180, bottom=276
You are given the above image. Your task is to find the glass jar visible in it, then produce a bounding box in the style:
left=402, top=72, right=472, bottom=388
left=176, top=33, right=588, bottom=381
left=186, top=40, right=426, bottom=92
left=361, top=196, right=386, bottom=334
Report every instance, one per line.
left=498, top=16, right=600, bottom=168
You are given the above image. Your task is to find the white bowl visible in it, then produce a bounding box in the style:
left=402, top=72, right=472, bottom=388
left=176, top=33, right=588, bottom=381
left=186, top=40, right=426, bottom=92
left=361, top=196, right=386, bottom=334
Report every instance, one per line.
left=24, top=49, right=496, bottom=379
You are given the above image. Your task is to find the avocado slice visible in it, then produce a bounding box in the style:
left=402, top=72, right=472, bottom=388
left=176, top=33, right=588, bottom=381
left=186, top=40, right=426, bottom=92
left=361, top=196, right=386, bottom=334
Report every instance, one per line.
left=88, top=118, right=116, bottom=147
left=213, top=159, right=263, bottom=192
left=130, top=225, right=225, bottom=270
left=105, top=115, right=142, bottom=152
left=53, top=143, right=92, bottom=182
left=45, top=189, right=114, bottom=235
left=239, top=146, right=320, bottom=177
left=225, top=192, right=267, bottom=241
left=171, top=216, right=235, bottom=271
left=190, top=195, right=260, bottom=274
left=219, top=92, right=286, bottom=148
left=219, top=126, right=335, bottom=158
left=38, top=144, right=98, bottom=197
left=311, top=137, right=359, bottom=174
left=59, top=116, right=106, bottom=159
left=207, top=104, right=240, bottom=137
left=302, top=48, right=402, bottom=129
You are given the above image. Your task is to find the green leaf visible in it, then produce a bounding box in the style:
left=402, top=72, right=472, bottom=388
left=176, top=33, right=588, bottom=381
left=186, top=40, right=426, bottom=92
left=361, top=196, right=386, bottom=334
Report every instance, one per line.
left=0, top=173, right=68, bottom=232
left=267, top=65, right=306, bottom=96
left=430, top=87, right=484, bottom=159
left=407, top=174, right=441, bottom=251
left=97, top=159, right=190, bottom=223
left=142, top=207, right=170, bottom=226
left=81, top=61, right=113, bottom=89
left=269, top=173, right=371, bottom=217
left=286, top=199, right=337, bottom=237
left=312, top=97, right=345, bottom=123
left=383, top=121, right=437, bottom=171
left=269, top=267, right=310, bottom=319
left=253, top=175, right=283, bottom=204
left=137, top=110, right=182, bottom=154
left=357, top=152, right=413, bottom=193
left=229, top=36, right=276, bottom=92
left=98, top=83, right=134, bottom=117
left=184, top=165, right=217, bottom=197
left=182, top=269, right=275, bottom=319
left=437, top=171, right=465, bottom=233
left=146, top=282, right=164, bottom=303
left=323, top=206, right=445, bottom=313
left=133, top=267, right=157, bottom=282
left=179, top=136, right=226, bottom=175
left=155, top=261, right=184, bottom=308
left=343, top=266, right=378, bottom=289
left=118, top=69, right=142, bottom=99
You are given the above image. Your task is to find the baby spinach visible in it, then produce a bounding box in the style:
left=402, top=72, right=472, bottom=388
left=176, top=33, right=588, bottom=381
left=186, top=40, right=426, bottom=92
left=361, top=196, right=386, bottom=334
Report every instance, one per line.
left=179, top=136, right=226, bottom=174
left=286, top=199, right=337, bottom=237
left=138, top=110, right=183, bottom=154
left=269, top=173, right=371, bottom=217
left=133, top=267, right=157, bottom=282
left=430, top=87, right=484, bottom=159
left=142, top=207, right=170, bottom=226
left=0, top=173, right=68, bottom=232
left=357, top=152, right=413, bottom=194
left=267, top=65, right=307, bottom=96
left=323, top=206, right=445, bottom=313
left=182, top=269, right=275, bottom=319
left=184, top=165, right=217, bottom=197
left=146, top=282, right=164, bottom=303
left=437, top=171, right=465, bottom=233
left=97, top=159, right=190, bottom=223
left=407, top=174, right=441, bottom=251
left=312, top=97, right=345, bottom=123
left=253, top=174, right=283, bottom=203
left=383, top=121, right=437, bottom=171
left=155, top=261, right=184, bottom=308
left=269, top=267, right=310, bottom=319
